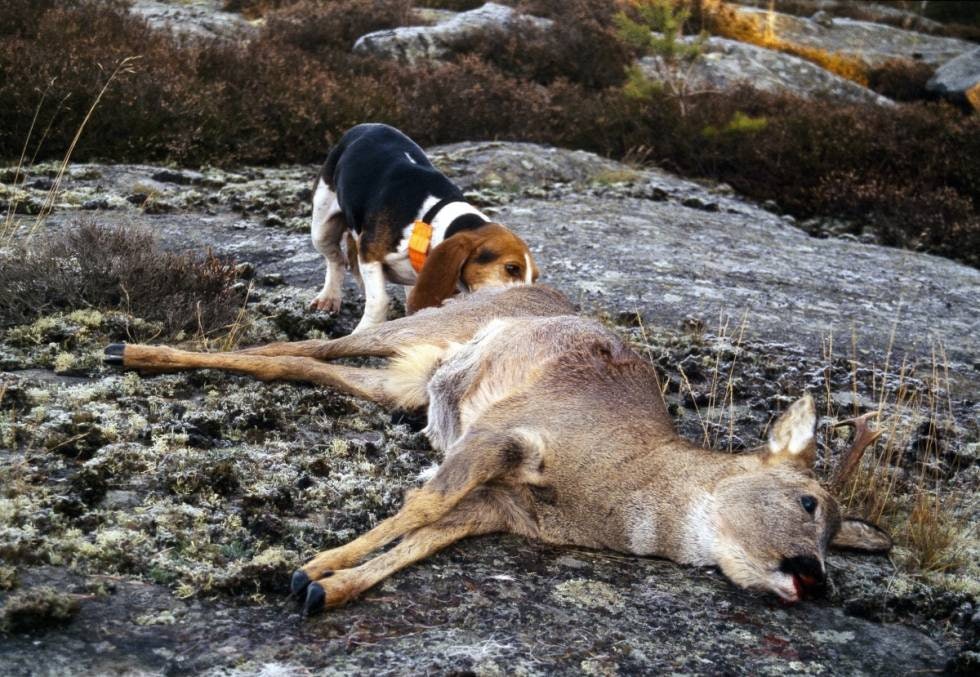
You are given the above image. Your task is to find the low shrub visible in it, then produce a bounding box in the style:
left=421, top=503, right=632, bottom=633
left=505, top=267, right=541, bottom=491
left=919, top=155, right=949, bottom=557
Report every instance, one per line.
left=455, top=0, right=634, bottom=89
left=222, top=0, right=300, bottom=19
left=416, top=0, right=490, bottom=10
left=867, top=58, right=937, bottom=102
left=0, top=223, right=244, bottom=337
left=262, top=0, right=415, bottom=59
left=618, top=85, right=980, bottom=267
left=922, top=0, right=980, bottom=26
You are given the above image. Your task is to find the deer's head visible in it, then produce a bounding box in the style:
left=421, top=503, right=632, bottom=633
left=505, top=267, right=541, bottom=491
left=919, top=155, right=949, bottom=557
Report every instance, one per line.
left=711, top=395, right=891, bottom=602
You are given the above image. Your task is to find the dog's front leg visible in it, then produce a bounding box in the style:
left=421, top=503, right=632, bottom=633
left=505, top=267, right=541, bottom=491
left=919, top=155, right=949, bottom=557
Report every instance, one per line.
left=352, top=260, right=389, bottom=334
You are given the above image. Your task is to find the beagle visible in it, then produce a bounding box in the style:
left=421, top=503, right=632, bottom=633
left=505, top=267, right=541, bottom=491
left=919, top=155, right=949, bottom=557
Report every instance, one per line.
left=309, top=123, right=539, bottom=333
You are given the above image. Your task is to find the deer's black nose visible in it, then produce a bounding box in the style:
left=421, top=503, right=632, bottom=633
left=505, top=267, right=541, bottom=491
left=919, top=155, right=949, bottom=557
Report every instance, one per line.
left=780, top=555, right=826, bottom=597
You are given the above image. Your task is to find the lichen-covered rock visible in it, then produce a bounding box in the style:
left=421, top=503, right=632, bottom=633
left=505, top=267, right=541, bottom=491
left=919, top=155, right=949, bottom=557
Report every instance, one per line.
left=0, top=586, right=80, bottom=633
left=737, top=0, right=945, bottom=33
left=1, top=142, right=977, bottom=673
left=129, top=0, right=257, bottom=41
left=353, top=2, right=552, bottom=64
left=927, top=47, right=980, bottom=110
left=638, top=35, right=892, bottom=105
left=735, top=6, right=976, bottom=67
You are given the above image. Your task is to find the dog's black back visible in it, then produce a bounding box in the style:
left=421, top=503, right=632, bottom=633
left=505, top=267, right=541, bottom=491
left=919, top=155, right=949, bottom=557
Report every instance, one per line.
left=320, top=124, right=466, bottom=254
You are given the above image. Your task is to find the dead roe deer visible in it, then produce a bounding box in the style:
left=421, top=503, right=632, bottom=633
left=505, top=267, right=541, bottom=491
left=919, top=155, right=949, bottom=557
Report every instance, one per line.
left=104, top=284, right=890, bottom=615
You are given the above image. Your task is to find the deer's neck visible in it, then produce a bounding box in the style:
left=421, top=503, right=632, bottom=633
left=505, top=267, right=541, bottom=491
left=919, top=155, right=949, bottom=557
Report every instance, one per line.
left=621, top=443, right=764, bottom=565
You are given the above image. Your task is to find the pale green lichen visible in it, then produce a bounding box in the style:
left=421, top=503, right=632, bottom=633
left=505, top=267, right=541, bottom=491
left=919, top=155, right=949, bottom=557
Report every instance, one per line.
left=553, top=579, right=625, bottom=611
left=66, top=309, right=104, bottom=329
left=134, top=609, right=180, bottom=626
left=0, top=565, right=17, bottom=590
left=0, top=586, right=80, bottom=633
left=52, top=352, right=75, bottom=373
left=7, top=316, right=61, bottom=345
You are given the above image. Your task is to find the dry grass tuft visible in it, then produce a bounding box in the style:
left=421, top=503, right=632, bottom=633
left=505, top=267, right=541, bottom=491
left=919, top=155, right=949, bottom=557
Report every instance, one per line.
left=0, top=222, right=244, bottom=341
left=829, top=331, right=972, bottom=576
left=903, top=491, right=971, bottom=574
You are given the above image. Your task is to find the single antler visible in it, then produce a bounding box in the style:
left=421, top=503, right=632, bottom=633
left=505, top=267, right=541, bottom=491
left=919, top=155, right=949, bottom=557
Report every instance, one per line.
left=831, top=412, right=882, bottom=491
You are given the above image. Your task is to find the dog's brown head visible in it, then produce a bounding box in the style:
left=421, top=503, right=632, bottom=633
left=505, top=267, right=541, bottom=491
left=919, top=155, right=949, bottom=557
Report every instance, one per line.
left=407, top=224, right=539, bottom=313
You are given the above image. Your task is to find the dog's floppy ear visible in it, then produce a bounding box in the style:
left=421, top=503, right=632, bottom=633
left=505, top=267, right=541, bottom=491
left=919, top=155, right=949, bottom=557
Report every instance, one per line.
left=407, top=232, right=479, bottom=313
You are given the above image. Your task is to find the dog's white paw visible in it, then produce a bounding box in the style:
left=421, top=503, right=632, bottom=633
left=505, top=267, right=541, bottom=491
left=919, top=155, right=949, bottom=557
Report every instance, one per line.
left=309, top=294, right=342, bottom=313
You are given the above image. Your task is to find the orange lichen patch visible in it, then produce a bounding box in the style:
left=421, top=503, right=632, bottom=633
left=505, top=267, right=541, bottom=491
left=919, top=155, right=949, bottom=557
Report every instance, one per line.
left=966, top=83, right=980, bottom=113
left=704, top=3, right=870, bottom=85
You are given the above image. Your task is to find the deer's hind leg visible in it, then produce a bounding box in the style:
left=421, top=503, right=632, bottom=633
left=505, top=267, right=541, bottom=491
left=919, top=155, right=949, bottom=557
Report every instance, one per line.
left=291, top=427, right=531, bottom=609
left=233, top=287, right=529, bottom=361
left=104, top=344, right=436, bottom=409
left=232, top=312, right=470, bottom=361
left=298, top=486, right=526, bottom=614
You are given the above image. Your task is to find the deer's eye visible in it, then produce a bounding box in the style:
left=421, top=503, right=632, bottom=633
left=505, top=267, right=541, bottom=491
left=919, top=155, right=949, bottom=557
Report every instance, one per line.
left=505, top=263, right=521, bottom=277
left=800, top=495, right=818, bottom=515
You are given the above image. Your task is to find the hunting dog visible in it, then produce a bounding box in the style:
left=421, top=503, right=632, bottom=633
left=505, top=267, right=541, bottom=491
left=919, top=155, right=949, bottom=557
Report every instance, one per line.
left=309, top=123, right=538, bottom=333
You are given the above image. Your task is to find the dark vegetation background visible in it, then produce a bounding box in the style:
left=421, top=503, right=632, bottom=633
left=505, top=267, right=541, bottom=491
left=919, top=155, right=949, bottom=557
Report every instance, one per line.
left=0, top=0, right=977, bottom=266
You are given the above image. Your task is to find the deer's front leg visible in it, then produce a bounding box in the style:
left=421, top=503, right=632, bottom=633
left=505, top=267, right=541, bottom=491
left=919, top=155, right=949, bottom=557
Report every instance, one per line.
left=292, top=428, right=524, bottom=611
left=298, top=488, right=512, bottom=615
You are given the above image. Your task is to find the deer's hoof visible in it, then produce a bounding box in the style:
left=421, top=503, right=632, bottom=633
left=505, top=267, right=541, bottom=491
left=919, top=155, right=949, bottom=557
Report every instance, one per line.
left=104, top=343, right=126, bottom=367
left=304, top=582, right=326, bottom=616
left=290, top=569, right=310, bottom=597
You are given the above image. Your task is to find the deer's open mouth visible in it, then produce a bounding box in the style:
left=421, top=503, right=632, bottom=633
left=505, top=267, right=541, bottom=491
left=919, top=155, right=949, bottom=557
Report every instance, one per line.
left=779, top=555, right=826, bottom=601
left=768, top=571, right=800, bottom=603
left=791, top=572, right=823, bottom=600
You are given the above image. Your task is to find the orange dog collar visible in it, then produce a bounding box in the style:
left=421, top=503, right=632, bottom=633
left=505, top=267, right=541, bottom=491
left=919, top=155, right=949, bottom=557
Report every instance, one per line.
left=408, top=220, right=433, bottom=273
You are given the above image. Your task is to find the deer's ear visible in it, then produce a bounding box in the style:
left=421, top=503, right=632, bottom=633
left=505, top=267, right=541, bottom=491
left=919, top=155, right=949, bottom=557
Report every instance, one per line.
left=766, top=394, right=816, bottom=469
left=831, top=517, right=892, bottom=553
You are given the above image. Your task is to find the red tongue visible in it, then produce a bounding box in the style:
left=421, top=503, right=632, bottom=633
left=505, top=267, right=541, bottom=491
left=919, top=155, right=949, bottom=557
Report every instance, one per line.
left=792, top=574, right=804, bottom=600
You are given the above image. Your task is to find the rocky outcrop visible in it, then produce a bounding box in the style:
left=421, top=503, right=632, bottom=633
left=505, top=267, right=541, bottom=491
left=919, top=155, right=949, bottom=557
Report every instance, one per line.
left=736, top=0, right=945, bottom=33
left=735, top=6, right=975, bottom=67
left=353, top=2, right=551, bottom=64
left=639, top=35, right=892, bottom=105
left=130, top=0, right=257, bottom=41
left=927, top=47, right=980, bottom=110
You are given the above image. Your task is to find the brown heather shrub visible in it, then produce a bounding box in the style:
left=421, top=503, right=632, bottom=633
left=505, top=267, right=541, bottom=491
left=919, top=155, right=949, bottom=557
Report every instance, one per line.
left=455, top=0, right=634, bottom=89
left=922, top=0, right=980, bottom=27
left=263, top=0, right=415, bottom=59
left=0, top=223, right=243, bottom=337
left=222, top=0, right=301, bottom=19
left=867, top=59, right=937, bottom=102
left=813, top=175, right=979, bottom=265
left=417, top=0, right=492, bottom=10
